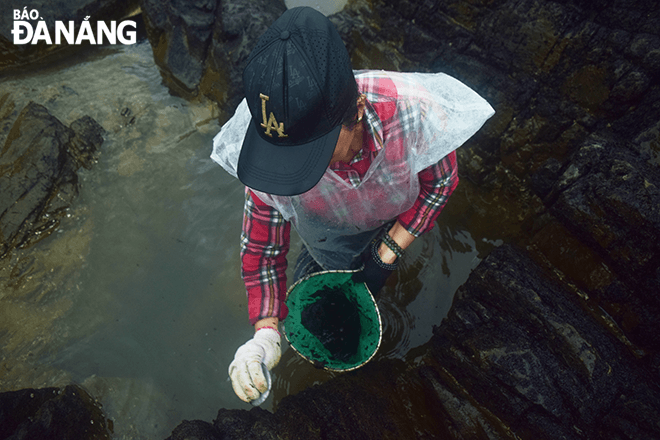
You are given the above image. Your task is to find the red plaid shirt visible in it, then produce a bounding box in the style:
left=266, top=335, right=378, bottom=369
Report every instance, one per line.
left=241, top=155, right=458, bottom=325
left=241, top=83, right=459, bottom=325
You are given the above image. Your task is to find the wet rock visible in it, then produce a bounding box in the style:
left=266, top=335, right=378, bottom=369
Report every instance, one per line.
left=139, top=0, right=218, bottom=96
left=548, top=137, right=660, bottom=282
left=164, top=408, right=280, bottom=440
left=69, top=115, right=106, bottom=169
left=431, top=244, right=660, bottom=439
left=530, top=157, right=563, bottom=199
left=366, top=0, right=659, bottom=186
left=210, top=0, right=287, bottom=111
left=0, top=102, right=104, bottom=258
left=544, top=135, right=660, bottom=352
left=0, top=385, right=112, bottom=440
left=271, top=362, right=426, bottom=439
left=165, top=420, right=221, bottom=440
left=139, top=0, right=285, bottom=111
left=214, top=408, right=279, bottom=440
left=0, top=0, right=140, bottom=73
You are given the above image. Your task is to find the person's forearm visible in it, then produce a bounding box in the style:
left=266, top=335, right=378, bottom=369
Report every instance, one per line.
left=255, top=317, right=279, bottom=332
left=378, top=220, right=416, bottom=264
left=396, top=152, right=458, bottom=237
left=242, top=189, right=291, bottom=326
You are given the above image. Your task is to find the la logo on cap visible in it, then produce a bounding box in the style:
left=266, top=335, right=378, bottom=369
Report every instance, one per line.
left=259, top=93, right=288, bottom=138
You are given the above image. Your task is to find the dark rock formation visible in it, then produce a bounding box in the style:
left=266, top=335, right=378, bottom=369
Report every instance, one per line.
left=0, top=385, right=113, bottom=440
left=165, top=408, right=280, bottom=440
left=431, top=245, right=660, bottom=440
left=0, top=0, right=140, bottom=73
left=139, top=0, right=286, bottom=113
left=541, top=134, right=660, bottom=354
left=0, top=101, right=104, bottom=257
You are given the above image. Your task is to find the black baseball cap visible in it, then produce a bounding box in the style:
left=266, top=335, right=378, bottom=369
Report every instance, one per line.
left=238, top=7, right=357, bottom=196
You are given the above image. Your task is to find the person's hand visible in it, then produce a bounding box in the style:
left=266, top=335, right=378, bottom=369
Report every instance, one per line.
left=352, top=239, right=398, bottom=296
left=228, top=327, right=281, bottom=405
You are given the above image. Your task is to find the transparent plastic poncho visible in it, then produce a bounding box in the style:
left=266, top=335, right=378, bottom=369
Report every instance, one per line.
left=212, top=70, right=494, bottom=270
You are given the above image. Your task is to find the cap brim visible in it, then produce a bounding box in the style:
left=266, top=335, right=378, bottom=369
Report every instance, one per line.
left=237, top=119, right=340, bottom=196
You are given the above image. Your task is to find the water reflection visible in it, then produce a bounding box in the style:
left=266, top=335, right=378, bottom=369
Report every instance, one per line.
left=0, top=39, right=494, bottom=440
left=375, top=226, right=483, bottom=360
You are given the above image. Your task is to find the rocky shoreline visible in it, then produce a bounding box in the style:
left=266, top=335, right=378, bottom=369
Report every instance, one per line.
left=1, top=0, right=659, bottom=438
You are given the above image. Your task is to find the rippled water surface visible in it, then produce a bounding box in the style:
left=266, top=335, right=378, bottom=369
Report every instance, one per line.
left=0, top=40, right=492, bottom=439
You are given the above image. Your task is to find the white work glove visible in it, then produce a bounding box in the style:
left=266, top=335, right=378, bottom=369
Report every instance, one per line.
left=228, top=327, right=281, bottom=405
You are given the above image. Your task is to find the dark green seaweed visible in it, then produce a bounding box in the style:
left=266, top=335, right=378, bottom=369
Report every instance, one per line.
left=300, top=287, right=362, bottom=363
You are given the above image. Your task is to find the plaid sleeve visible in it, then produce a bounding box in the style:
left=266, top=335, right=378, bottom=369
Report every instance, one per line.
left=397, top=150, right=459, bottom=237
left=240, top=188, right=291, bottom=325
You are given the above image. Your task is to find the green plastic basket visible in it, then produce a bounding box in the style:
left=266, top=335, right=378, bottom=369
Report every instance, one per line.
left=284, top=270, right=382, bottom=372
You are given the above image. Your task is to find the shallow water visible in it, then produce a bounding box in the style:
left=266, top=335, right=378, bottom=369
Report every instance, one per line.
left=0, top=39, right=495, bottom=440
